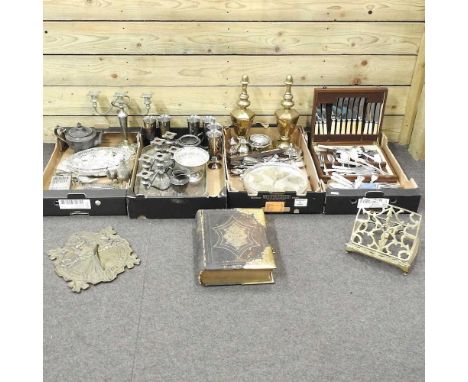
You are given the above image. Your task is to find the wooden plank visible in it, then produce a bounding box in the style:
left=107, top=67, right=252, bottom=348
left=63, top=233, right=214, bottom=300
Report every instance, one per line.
left=399, top=33, right=424, bottom=144
left=43, top=1, right=425, bottom=21
left=43, top=115, right=404, bottom=143
left=44, top=86, right=409, bottom=116
left=409, top=85, right=424, bottom=160
left=44, top=55, right=416, bottom=86
left=44, top=22, right=424, bottom=55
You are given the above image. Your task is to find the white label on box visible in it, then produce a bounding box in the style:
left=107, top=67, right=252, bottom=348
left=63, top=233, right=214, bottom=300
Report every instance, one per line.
left=294, top=198, right=308, bottom=207
left=49, top=175, right=72, bottom=190
left=358, top=197, right=389, bottom=209
left=58, top=199, right=91, bottom=210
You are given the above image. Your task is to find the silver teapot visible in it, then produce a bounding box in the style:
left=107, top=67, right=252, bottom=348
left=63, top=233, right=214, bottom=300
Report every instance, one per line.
left=54, top=123, right=102, bottom=152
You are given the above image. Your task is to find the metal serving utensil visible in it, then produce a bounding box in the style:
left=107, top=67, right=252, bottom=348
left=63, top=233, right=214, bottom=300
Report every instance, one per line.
left=336, top=98, right=343, bottom=134
left=331, top=100, right=338, bottom=135
left=315, top=107, right=321, bottom=135
left=373, top=102, right=381, bottom=135
left=322, top=103, right=328, bottom=134
left=357, top=98, right=365, bottom=134
left=346, top=98, right=355, bottom=134
left=363, top=102, right=371, bottom=134
left=341, top=98, right=349, bottom=134
left=351, top=97, right=360, bottom=134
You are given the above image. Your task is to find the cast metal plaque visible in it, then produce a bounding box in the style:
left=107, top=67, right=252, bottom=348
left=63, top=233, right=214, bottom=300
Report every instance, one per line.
left=48, top=227, right=140, bottom=292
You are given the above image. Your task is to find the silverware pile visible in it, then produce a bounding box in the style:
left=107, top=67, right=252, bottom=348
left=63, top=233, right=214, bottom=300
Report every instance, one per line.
left=315, top=145, right=390, bottom=177
left=315, top=98, right=382, bottom=135
left=228, top=147, right=304, bottom=176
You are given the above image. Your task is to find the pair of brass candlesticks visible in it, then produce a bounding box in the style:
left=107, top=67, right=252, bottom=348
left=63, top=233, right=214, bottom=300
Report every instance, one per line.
left=230, top=74, right=300, bottom=149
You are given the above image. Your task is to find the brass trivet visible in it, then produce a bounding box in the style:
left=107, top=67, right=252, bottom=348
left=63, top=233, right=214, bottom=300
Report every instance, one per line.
left=345, top=205, right=422, bottom=273
left=48, top=227, right=140, bottom=292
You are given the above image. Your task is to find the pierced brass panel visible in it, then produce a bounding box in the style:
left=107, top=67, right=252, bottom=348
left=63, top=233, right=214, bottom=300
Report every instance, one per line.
left=346, top=205, right=422, bottom=273
left=48, top=227, right=140, bottom=292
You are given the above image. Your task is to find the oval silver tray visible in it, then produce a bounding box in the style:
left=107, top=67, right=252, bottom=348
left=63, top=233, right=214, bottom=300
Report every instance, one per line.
left=242, top=162, right=309, bottom=195
left=58, top=146, right=135, bottom=176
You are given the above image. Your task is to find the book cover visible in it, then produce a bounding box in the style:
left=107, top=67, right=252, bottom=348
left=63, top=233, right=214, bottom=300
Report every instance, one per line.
left=195, top=208, right=276, bottom=286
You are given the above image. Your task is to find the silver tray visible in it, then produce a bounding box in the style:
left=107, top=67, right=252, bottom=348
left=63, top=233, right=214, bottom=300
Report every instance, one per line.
left=57, top=146, right=136, bottom=177
left=242, top=162, right=308, bottom=195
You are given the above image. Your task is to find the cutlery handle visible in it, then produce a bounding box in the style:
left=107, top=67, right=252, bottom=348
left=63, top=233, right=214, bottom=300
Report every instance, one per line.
left=373, top=122, right=379, bottom=135
left=352, top=119, right=357, bottom=135
left=331, top=120, right=336, bottom=134
left=341, top=119, right=347, bottom=134
left=346, top=119, right=351, bottom=134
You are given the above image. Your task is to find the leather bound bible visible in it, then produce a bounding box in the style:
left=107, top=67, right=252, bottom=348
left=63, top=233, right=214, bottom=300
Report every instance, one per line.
left=195, top=209, right=276, bottom=286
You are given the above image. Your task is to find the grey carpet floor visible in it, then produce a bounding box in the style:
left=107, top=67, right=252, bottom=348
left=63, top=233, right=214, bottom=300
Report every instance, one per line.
left=43, top=143, right=425, bottom=382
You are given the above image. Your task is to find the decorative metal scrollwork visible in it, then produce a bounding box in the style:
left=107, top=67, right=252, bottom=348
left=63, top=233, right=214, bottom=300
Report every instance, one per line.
left=346, top=205, right=422, bottom=273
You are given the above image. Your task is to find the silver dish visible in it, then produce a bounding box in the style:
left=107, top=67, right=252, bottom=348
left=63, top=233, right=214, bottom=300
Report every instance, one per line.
left=242, top=162, right=308, bottom=195
left=57, top=146, right=135, bottom=177
left=249, top=133, right=272, bottom=151
left=178, top=134, right=201, bottom=147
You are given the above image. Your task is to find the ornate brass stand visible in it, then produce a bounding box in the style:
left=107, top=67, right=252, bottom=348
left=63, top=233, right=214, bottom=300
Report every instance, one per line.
left=48, top=227, right=140, bottom=292
left=345, top=205, right=422, bottom=273
left=275, top=75, right=300, bottom=149
left=230, top=75, right=255, bottom=138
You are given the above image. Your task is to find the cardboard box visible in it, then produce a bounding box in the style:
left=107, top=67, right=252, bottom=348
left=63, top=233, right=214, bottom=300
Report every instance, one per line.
left=225, top=125, right=325, bottom=214
left=127, top=129, right=227, bottom=219
left=43, top=128, right=140, bottom=216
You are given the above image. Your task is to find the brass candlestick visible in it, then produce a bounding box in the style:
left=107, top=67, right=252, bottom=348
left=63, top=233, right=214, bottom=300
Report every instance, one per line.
left=230, top=75, right=255, bottom=138
left=275, top=75, right=300, bottom=149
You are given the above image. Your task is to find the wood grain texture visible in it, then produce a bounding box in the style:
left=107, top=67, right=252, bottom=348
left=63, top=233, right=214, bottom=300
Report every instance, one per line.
left=44, top=0, right=425, bottom=21
left=43, top=115, right=404, bottom=143
left=44, top=86, right=409, bottom=115
left=44, top=55, right=416, bottom=86
left=399, top=33, right=424, bottom=144
left=409, top=85, right=424, bottom=160
left=44, top=22, right=424, bottom=55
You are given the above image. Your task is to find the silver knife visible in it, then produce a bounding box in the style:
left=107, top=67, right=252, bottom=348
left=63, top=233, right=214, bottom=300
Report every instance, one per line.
left=346, top=98, right=355, bottom=134
left=341, top=97, right=349, bottom=134
left=315, top=107, right=321, bottom=135
left=331, top=100, right=338, bottom=135
left=364, top=102, right=372, bottom=134
left=321, top=104, right=327, bottom=134
left=357, top=98, right=365, bottom=134
left=351, top=97, right=360, bottom=134
left=336, top=98, right=343, bottom=135
left=373, top=102, right=381, bottom=134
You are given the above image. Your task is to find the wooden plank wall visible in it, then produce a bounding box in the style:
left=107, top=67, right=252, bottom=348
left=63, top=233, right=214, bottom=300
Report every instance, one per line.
left=43, top=0, right=425, bottom=146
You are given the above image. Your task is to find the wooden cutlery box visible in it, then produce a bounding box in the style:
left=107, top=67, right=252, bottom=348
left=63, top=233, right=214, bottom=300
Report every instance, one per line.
left=309, top=87, right=421, bottom=214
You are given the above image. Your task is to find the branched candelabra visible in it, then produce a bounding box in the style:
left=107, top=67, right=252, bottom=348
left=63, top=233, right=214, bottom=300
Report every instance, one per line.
left=88, top=91, right=132, bottom=145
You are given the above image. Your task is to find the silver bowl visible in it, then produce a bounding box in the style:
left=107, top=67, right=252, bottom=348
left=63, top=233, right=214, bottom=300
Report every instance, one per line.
left=173, top=147, right=209, bottom=183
